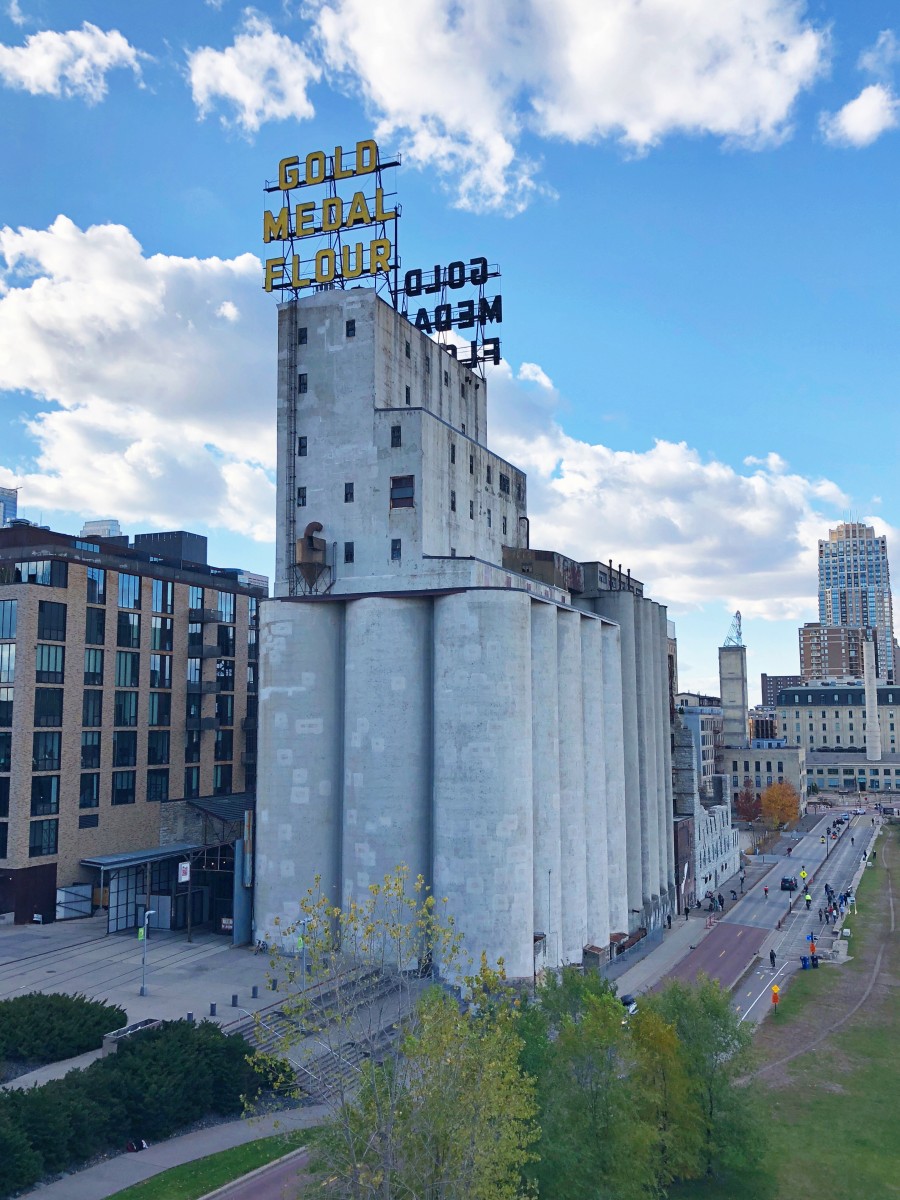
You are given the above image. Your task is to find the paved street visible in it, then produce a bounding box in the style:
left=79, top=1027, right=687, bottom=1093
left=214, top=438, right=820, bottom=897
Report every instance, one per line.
left=211, top=1149, right=310, bottom=1200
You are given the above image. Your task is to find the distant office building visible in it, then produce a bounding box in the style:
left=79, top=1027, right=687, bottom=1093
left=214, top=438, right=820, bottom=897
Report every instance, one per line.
left=799, top=622, right=866, bottom=681
left=818, top=522, right=895, bottom=680
left=760, top=673, right=802, bottom=708
left=775, top=677, right=900, bottom=756
left=0, top=488, right=17, bottom=528
left=0, top=524, right=266, bottom=924
left=79, top=519, right=123, bottom=540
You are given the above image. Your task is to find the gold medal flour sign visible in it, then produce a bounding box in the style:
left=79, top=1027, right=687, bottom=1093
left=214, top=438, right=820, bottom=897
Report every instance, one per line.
left=262, top=139, right=398, bottom=293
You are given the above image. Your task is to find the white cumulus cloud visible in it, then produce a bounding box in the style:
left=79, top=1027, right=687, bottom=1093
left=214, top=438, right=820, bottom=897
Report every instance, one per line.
left=858, top=29, right=900, bottom=79
left=188, top=10, right=320, bottom=132
left=487, top=358, right=851, bottom=621
left=216, top=300, right=240, bottom=321
left=820, top=83, right=899, bottom=147
left=186, top=0, right=828, bottom=212
left=0, top=215, right=275, bottom=539
left=0, top=21, right=144, bottom=101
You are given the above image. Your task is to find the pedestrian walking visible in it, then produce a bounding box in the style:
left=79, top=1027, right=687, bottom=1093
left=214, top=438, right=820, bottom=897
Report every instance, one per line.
left=667, top=913, right=672, bottom=930
left=872, top=850, right=877, bottom=864
left=872, top=817, right=876, bottom=826
left=717, top=893, right=725, bottom=911
left=805, top=893, right=812, bottom=910
left=839, top=902, right=845, bottom=917
left=818, top=908, right=824, bottom=923
left=731, top=889, right=737, bottom=902
left=862, top=851, right=867, bottom=863
left=851, top=836, right=855, bottom=846
left=769, top=949, right=777, bottom=969
left=764, top=885, right=769, bottom=899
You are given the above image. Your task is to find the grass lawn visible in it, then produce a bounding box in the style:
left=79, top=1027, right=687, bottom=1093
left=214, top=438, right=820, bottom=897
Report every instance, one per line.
left=108, top=1130, right=308, bottom=1200
left=672, top=824, right=900, bottom=1200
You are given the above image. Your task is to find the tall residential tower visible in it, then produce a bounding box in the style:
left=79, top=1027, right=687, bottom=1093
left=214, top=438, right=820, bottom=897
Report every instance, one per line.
left=817, top=522, right=895, bottom=680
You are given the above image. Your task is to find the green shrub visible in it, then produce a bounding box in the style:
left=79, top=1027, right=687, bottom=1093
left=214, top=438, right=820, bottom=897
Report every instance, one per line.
left=0, top=993, right=127, bottom=1065
left=0, top=1020, right=268, bottom=1199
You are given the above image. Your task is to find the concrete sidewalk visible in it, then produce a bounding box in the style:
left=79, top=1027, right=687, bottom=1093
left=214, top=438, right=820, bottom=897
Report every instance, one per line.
left=613, top=856, right=771, bottom=997
left=23, top=1105, right=326, bottom=1200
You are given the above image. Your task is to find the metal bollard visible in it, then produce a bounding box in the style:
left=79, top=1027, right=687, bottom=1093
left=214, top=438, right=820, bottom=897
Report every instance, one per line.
left=232, top=993, right=238, bottom=1008
left=210, top=1001, right=217, bottom=1017
left=251, top=984, right=259, bottom=1000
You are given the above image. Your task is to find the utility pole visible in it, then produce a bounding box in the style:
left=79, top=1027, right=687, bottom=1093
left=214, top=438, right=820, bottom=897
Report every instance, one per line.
left=139, top=910, right=156, bottom=996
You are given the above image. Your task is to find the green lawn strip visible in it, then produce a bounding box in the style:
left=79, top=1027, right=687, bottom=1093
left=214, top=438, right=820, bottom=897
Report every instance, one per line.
left=673, top=827, right=898, bottom=1200
left=107, top=1130, right=308, bottom=1200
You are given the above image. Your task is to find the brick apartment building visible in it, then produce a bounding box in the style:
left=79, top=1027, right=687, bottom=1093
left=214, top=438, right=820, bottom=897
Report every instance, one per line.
left=0, top=524, right=265, bottom=924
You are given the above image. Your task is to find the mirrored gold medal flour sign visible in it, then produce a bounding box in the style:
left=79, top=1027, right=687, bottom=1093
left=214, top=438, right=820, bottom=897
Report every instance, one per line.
left=263, top=138, right=502, bottom=370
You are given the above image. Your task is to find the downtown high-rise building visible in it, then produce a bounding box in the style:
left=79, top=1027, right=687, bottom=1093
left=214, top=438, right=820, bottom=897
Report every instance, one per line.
left=0, top=488, right=17, bottom=528
left=817, top=522, right=895, bottom=680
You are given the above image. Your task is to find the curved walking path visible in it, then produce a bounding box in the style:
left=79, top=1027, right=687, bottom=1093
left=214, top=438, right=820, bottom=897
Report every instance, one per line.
left=22, top=1105, right=326, bottom=1200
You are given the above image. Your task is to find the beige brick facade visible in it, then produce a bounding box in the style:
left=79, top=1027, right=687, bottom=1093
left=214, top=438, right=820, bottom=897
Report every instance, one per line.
left=0, top=531, right=263, bottom=922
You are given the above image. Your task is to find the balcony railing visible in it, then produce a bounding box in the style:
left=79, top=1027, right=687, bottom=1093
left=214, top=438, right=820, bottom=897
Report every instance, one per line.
left=186, top=679, right=217, bottom=694
left=189, top=607, right=221, bottom=623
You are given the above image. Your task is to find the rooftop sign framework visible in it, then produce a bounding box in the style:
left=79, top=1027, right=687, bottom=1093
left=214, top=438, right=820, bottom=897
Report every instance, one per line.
left=263, top=139, right=401, bottom=303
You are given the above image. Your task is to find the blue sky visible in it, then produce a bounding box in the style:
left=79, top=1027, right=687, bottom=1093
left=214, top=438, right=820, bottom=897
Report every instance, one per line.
left=1, top=1, right=899, bottom=697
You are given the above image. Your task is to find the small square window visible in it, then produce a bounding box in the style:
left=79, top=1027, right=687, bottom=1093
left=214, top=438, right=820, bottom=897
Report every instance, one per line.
left=344, top=482, right=354, bottom=503
left=502, top=516, right=507, bottom=536
left=405, top=340, right=411, bottom=358
left=298, top=436, right=307, bottom=456
left=450, top=547, right=456, bottom=557
left=346, top=319, right=356, bottom=338
left=405, top=385, right=411, bottom=406
left=391, top=538, right=402, bottom=561
left=298, top=373, right=308, bottom=394
left=297, top=486, right=307, bottom=507
left=79, top=814, right=99, bottom=829
left=469, top=500, right=474, bottom=520
left=298, top=326, right=307, bottom=345
left=469, top=454, right=474, bottom=475
left=461, top=423, right=466, bottom=435
left=486, top=466, right=492, bottom=485
left=344, top=542, right=355, bottom=564
left=450, top=443, right=456, bottom=465
left=391, top=425, right=402, bottom=448
left=450, top=490, right=456, bottom=512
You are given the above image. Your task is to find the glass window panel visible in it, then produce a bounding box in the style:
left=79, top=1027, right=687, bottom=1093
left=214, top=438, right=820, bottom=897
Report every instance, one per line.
left=86, top=566, right=106, bottom=605
left=85, top=607, right=106, bottom=645
left=33, top=731, right=61, bottom=771
left=0, top=600, right=16, bottom=639
left=113, top=731, right=137, bottom=767
left=29, top=818, right=58, bottom=857
left=37, top=601, right=67, bottom=641
left=117, top=612, right=141, bottom=648
left=146, top=768, right=169, bottom=802
left=80, top=731, right=101, bottom=769
left=79, top=773, right=100, bottom=808
left=147, top=730, right=170, bottom=765
left=114, top=691, right=138, bottom=727
left=82, top=689, right=102, bottom=727
left=35, top=644, right=64, bottom=684
left=0, top=644, right=15, bottom=684
left=115, top=651, right=139, bottom=688
left=31, top=775, right=59, bottom=815
left=111, top=771, right=136, bottom=806
left=84, top=648, right=104, bottom=686
left=0, top=687, right=12, bottom=728
left=117, top=573, right=141, bottom=609
left=34, top=688, right=63, bottom=727
left=148, top=692, right=171, bottom=727
left=151, top=617, right=173, bottom=651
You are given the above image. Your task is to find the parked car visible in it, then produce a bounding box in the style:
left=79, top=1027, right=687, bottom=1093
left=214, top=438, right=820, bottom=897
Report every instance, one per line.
left=854, top=807, right=866, bottom=816
left=781, top=876, right=799, bottom=891
left=840, top=812, right=851, bottom=822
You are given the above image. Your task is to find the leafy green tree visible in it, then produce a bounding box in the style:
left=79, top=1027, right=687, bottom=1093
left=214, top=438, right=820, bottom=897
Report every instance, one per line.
left=652, top=975, right=762, bottom=1178
left=629, top=1005, right=703, bottom=1186
left=268, top=868, right=537, bottom=1199
left=530, top=990, right=655, bottom=1200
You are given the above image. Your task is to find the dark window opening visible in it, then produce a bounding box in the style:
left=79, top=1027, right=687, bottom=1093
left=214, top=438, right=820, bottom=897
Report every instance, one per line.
left=298, top=373, right=308, bottom=393
left=298, top=436, right=307, bottom=456
left=297, top=486, right=307, bottom=507
left=390, top=476, right=415, bottom=509
left=450, top=490, right=456, bottom=512
left=391, top=425, right=402, bottom=448
left=298, top=326, right=307, bottom=344
left=345, top=482, right=354, bottom=503
left=391, top=538, right=402, bottom=562
left=405, top=340, right=410, bottom=358
left=346, top=319, right=356, bottom=338
left=344, top=542, right=355, bottom=564
left=405, top=385, right=411, bottom=405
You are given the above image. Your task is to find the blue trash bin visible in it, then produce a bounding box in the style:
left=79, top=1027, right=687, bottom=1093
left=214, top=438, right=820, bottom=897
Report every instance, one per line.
left=801, top=955, right=810, bottom=970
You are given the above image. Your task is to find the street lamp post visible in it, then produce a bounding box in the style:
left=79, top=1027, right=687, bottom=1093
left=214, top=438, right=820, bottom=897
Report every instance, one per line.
left=140, top=910, right=156, bottom=997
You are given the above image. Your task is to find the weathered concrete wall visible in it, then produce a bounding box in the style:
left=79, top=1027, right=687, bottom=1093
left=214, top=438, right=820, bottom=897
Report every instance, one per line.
left=432, top=589, right=534, bottom=979
left=342, top=597, right=431, bottom=905
left=531, top=601, right=562, bottom=967
left=581, top=618, right=609, bottom=948
left=601, top=622, right=628, bottom=934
